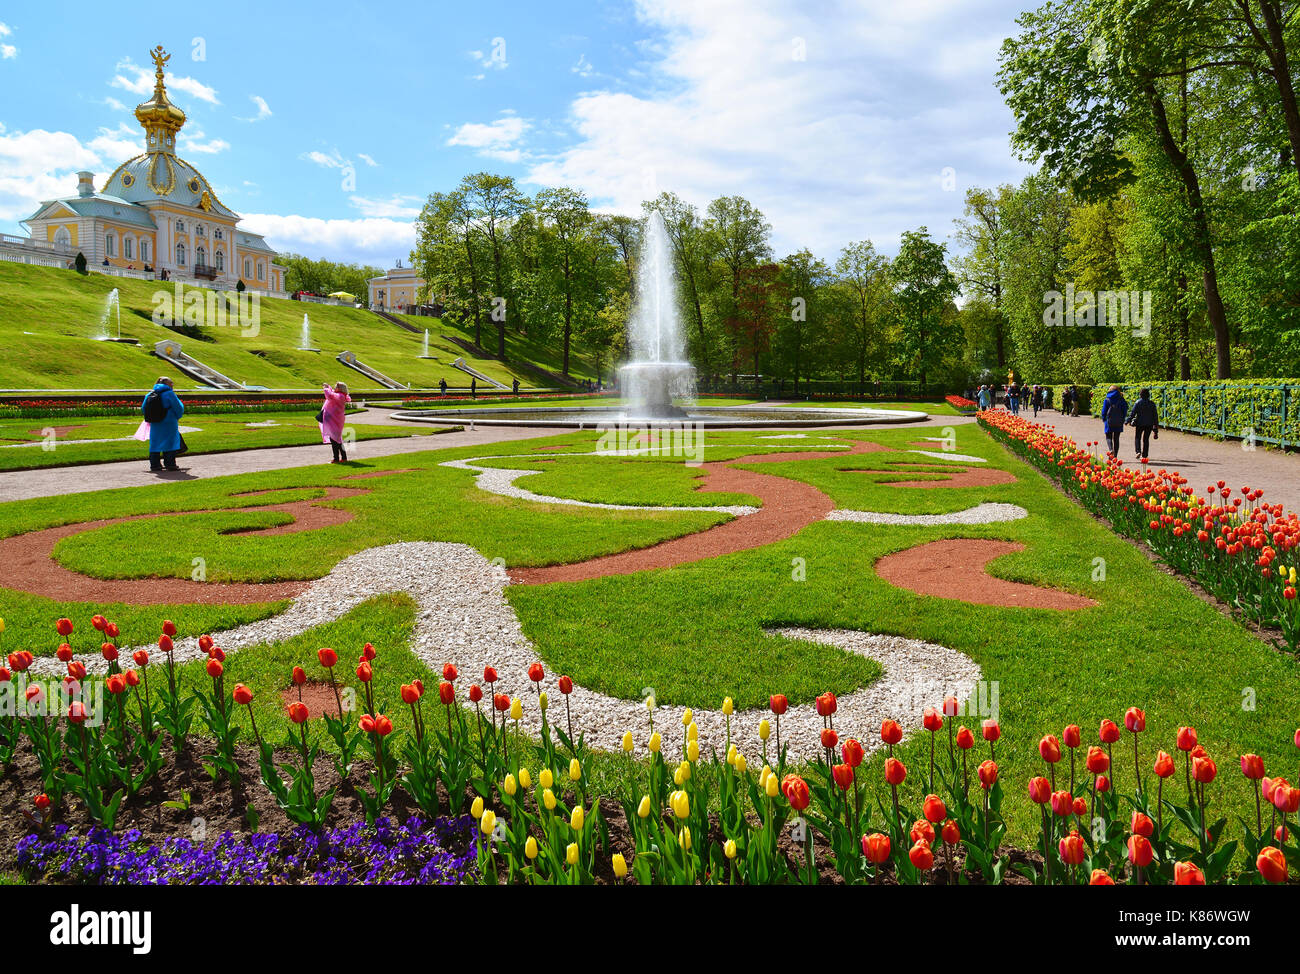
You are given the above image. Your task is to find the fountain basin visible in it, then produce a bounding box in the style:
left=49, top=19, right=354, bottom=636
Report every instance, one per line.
left=389, top=404, right=928, bottom=428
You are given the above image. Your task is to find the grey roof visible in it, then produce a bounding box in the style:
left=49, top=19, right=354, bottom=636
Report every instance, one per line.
left=26, top=194, right=157, bottom=229
left=101, top=153, right=239, bottom=219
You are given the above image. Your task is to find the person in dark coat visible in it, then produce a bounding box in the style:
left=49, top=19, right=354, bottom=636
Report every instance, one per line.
left=143, top=377, right=184, bottom=471
left=1100, top=386, right=1129, bottom=457
left=1127, top=388, right=1160, bottom=459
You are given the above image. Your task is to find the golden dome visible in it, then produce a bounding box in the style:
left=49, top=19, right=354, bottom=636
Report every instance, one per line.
left=133, top=45, right=186, bottom=144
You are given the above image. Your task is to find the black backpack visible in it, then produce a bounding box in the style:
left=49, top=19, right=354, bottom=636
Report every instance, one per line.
left=143, top=390, right=168, bottom=423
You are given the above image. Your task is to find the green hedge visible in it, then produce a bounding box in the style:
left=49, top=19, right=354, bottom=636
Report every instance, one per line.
left=1047, top=384, right=1094, bottom=414
left=1116, top=380, right=1300, bottom=448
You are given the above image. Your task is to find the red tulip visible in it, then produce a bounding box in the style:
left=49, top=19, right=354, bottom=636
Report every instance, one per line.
left=981, top=719, right=1000, bottom=742
left=862, top=832, right=890, bottom=864
left=942, top=695, right=959, bottom=717
left=132, top=649, right=149, bottom=667
left=1258, top=846, right=1288, bottom=883
left=1174, top=861, right=1205, bottom=885
left=821, top=728, right=838, bottom=751
left=1176, top=726, right=1197, bottom=751
left=106, top=674, right=127, bottom=695
left=1085, top=746, right=1109, bottom=774
left=34, top=794, right=51, bottom=812
left=955, top=726, right=974, bottom=750
left=158, top=634, right=173, bottom=653
left=922, top=794, right=947, bottom=823
left=941, top=819, right=961, bottom=845
left=1039, top=734, right=1061, bottom=763
left=67, top=661, right=86, bottom=680
left=880, top=719, right=902, bottom=745
left=832, top=763, right=854, bottom=791
left=493, top=693, right=510, bottom=712
left=287, top=702, right=309, bottom=723
left=1127, top=834, right=1154, bottom=867
left=977, top=759, right=998, bottom=789
left=1153, top=750, right=1175, bottom=778
left=356, top=661, right=373, bottom=683
left=922, top=706, right=943, bottom=732
left=55, top=618, right=73, bottom=637
left=1124, top=707, right=1145, bottom=733
left=558, top=675, right=573, bottom=695
left=1062, top=724, right=1081, bottom=749
left=292, top=666, right=307, bottom=685
left=1099, top=719, right=1120, bottom=744
left=67, top=701, right=88, bottom=724
left=1130, top=811, right=1154, bottom=838
left=162, top=620, right=177, bottom=638
left=1028, top=776, right=1051, bottom=804
left=317, top=647, right=338, bottom=669
left=91, top=615, right=106, bottom=631
left=781, top=774, right=810, bottom=811
left=400, top=683, right=422, bottom=704
left=105, top=622, right=119, bottom=639
left=468, top=684, right=483, bottom=703
left=528, top=662, right=544, bottom=682
left=885, top=757, right=907, bottom=786
left=205, top=658, right=222, bottom=679
left=908, top=839, right=934, bottom=870
left=1192, top=755, right=1217, bottom=783
left=842, top=738, right=864, bottom=768
left=56, top=644, right=73, bottom=663
left=233, top=684, right=253, bottom=705
left=484, top=666, right=498, bottom=683
left=198, top=634, right=214, bottom=653
left=769, top=694, right=788, bottom=716
left=209, top=645, right=225, bottom=662
left=100, top=643, right=117, bottom=662
left=438, top=681, right=455, bottom=705
left=0, top=669, right=11, bottom=684
left=1050, top=790, right=1073, bottom=817
left=1089, top=869, right=1115, bottom=885
left=1073, top=796, right=1088, bottom=816
left=1059, top=830, right=1086, bottom=865
left=1095, top=774, right=1111, bottom=793
left=910, top=819, right=935, bottom=845
left=816, top=692, right=837, bottom=717
left=1240, top=754, right=1265, bottom=780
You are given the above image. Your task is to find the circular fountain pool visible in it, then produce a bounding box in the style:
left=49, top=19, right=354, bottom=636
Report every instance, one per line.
left=388, top=403, right=928, bottom=428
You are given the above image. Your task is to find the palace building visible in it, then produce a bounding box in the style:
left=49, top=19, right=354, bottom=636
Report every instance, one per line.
left=14, top=45, right=286, bottom=295
left=367, top=260, right=428, bottom=314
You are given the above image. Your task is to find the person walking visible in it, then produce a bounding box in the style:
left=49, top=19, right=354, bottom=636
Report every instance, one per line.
left=439, top=378, right=447, bottom=396
left=1031, top=384, right=1042, bottom=417
left=1007, top=382, right=1020, bottom=415
left=319, top=381, right=351, bottom=463
left=1127, top=388, right=1160, bottom=460
left=512, top=378, right=519, bottom=395
left=977, top=384, right=991, bottom=410
left=1061, top=386, right=1073, bottom=415
left=142, top=377, right=185, bottom=472
left=471, top=378, right=477, bottom=399
left=1100, top=385, right=1129, bottom=457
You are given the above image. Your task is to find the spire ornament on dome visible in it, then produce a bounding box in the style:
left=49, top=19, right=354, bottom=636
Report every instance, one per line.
left=134, top=45, right=186, bottom=157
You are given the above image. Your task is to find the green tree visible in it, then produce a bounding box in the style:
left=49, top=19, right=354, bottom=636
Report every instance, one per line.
left=834, top=240, right=892, bottom=387
left=891, top=227, right=959, bottom=385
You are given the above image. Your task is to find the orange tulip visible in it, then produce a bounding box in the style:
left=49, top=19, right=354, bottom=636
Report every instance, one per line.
left=922, top=794, right=947, bottom=823
left=1257, top=846, right=1287, bottom=883
left=1174, top=861, right=1205, bottom=885
left=862, top=832, right=890, bottom=864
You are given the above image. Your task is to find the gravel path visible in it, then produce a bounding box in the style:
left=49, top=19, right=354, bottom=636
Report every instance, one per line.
left=28, top=541, right=982, bottom=762
left=827, top=502, right=1029, bottom=526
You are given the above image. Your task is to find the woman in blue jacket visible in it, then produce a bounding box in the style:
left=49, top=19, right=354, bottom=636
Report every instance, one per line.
left=143, top=376, right=185, bottom=471
left=1100, top=385, right=1128, bottom=457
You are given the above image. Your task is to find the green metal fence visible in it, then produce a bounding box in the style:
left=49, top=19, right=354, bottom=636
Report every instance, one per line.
left=1125, top=382, right=1299, bottom=450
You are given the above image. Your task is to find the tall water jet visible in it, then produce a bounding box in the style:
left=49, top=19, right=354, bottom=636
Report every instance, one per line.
left=298, top=313, right=319, bottom=351
left=97, top=288, right=120, bottom=341
left=418, top=328, right=434, bottom=359
left=619, top=210, right=695, bottom=417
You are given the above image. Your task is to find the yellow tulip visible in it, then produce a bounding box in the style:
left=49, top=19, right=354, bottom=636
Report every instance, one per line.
left=471, top=796, right=484, bottom=819
left=759, top=719, right=771, bottom=741
left=759, top=765, right=773, bottom=788
left=724, top=839, right=737, bottom=859
left=670, top=789, right=690, bottom=819
left=673, top=765, right=684, bottom=786
left=1291, top=566, right=1297, bottom=584
left=566, top=842, right=579, bottom=866
left=519, top=768, right=532, bottom=789
left=622, top=731, right=634, bottom=753
left=645, top=694, right=656, bottom=712
left=687, top=740, right=700, bottom=763
left=649, top=731, right=662, bottom=753
left=525, top=836, right=538, bottom=859
left=540, top=768, right=554, bottom=789
left=509, top=698, right=523, bottom=721
left=543, top=788, right=557, bottom=811
left=0, top=617, right=5, bottom=633
left=480, top=810, right=496, bottom=835
left=637, top=795, right=651, bottom=819
left=570, top=805, right=584, bottom=831
left=765, top=774, right=779, bottom=798
left=722, top=696, right=734, bottom=716
left=687, top=722, right=698, bottom=742
left=679, top=827, right=692, bottom=851
left=734, top=753, right=747, bottom=774
left=569, top=757, right=581, bottom=781
left=682, top=708, right=693, bottom=726
left=612, top=853, right=628, bottom=878
left=539, top=691, right=549, bottom=711
left=726, top=743, right=738, bottom=766
left=503, top=773, right=517, bottom=797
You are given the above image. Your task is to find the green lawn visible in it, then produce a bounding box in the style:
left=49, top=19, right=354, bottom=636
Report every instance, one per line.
left=0, top=420, right=1295, bottom=848
left=0, top=262, right=599, bottom=392
left=0, top=409, right=445, bottom=471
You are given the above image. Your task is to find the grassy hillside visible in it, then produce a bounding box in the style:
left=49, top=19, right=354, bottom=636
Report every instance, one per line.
left=0, top=262, right=595, bottom=392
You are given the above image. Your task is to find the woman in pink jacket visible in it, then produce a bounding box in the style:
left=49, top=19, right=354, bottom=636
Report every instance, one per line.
left=320, top=381, right=351, bottom=462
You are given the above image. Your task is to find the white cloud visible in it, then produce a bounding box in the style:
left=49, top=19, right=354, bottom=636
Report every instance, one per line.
left=446, top=113, right=530, bottom=162
left=1, top=44, right=16, bottom=60
left=238, top=94, right=272, bottom=122
left=103, top=96, right=127, bottom=112
left=357, top=153, right=378, bottom=168
left=572, top=54, right=594, bottom=78
left=303, top=148, right=348, bottom=170
left=526, top=0, right=1029, bottom=257
left=183, top=137, right=230, bottom=155
left=239, top=211, right=416, bottom=265
left=110, top=58, right=219, bottom=105
left=349, top=194, right=422, bottom=219
left=468, top=40, right=509, bottom=74
left=0, top=128, right=103, bottom=221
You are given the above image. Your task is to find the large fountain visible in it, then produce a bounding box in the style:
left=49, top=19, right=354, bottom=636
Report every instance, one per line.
left=390, top=210, right=926, bottom=428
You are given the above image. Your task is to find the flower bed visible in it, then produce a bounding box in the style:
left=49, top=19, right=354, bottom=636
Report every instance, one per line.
left=946, top=394, right=978, bottom=414
left=978, top=410, right=1300, bottom=650
left=0, top=397, right=325, bottom=419
left=5, top=613, right=1300, bottom=885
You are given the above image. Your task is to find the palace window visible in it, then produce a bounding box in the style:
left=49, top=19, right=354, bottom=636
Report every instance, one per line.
left=141, top=241, right=150, bottom=263
left=244, top=258, right=252, bottom=279
left=105, top=234, right=115, bottom=257
left=214, top=228, right=223, bottom=240
left=54, top=227, right=71, bottom=249
left=197, top=224, right=206, bottom=237
left=257, top=262, right=265, bottom=281
left=176, top=220, right=185, bottom=232
left=196, top=246, right=206, bottom=267
left=176, top=242, right=186, bottom=266
left=215, top=251, right=224, bottom=271
left=124, top=237, right=133, bottom=261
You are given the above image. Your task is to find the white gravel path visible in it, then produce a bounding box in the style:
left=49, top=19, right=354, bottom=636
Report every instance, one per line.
left=907, top=450, right=987, bottom=463
left=826, top=502, right=1028, bottom=526
left=29, top=541, right=982, bottom=762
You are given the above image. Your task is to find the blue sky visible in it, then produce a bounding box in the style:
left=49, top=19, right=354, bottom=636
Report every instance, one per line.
left=0, top=0, right=1033, bottom=267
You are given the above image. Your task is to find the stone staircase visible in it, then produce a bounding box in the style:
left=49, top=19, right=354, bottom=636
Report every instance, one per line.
left=336, top=350, right=408, bottom=390
left=153, top=339, right=245, bottom=390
